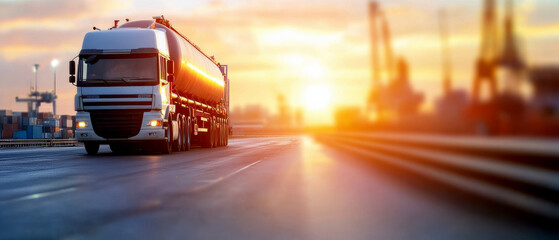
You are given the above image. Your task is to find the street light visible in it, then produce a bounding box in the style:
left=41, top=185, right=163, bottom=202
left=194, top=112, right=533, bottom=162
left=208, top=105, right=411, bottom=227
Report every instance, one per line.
left=51, top=59, right=59, bottom=116
left=32, top=64, right=39, bottom=92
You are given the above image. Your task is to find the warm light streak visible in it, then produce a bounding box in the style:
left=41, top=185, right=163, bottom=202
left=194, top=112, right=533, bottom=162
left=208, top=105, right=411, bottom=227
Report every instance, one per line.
left=160, top=85, right=168, bottom=105
left=186, top=62, right=224, bottom=87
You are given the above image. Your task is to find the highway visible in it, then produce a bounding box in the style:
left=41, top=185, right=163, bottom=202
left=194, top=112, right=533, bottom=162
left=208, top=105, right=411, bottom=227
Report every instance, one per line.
left=0, top=136, right=558, bottom=239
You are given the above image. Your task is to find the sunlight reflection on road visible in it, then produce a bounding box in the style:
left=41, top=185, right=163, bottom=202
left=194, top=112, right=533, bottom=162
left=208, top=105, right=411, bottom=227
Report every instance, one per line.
left=301, top=136, right=371, bottom=239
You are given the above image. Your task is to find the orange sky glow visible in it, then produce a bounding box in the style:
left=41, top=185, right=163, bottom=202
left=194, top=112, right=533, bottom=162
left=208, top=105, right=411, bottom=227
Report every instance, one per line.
left=0, top=0, right=558, bottom=125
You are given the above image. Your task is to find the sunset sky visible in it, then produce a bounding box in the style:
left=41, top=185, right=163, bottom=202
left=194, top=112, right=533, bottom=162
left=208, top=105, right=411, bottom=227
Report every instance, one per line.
left=1, top=0, right=558, bottom=125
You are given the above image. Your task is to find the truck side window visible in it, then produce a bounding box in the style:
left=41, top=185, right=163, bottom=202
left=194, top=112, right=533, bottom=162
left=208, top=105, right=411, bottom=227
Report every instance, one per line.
left=160, top=56, right=166, bottom=80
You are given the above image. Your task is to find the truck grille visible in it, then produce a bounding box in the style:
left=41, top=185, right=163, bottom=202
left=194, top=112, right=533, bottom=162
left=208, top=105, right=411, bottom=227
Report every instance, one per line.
left=90, top=110, right=146, bottom=139
left=82, top=94, right=153, bottom=110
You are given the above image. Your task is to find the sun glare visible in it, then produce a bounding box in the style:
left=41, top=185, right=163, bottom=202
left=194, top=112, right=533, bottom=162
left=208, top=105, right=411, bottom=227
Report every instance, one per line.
left=303, top=63, right=325, bottom=79
left=304, top=84, right=332, bottom=111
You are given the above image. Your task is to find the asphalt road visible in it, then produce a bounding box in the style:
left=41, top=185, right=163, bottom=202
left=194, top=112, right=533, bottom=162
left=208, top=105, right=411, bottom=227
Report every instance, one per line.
left=0, top=136, right=557, bottom=239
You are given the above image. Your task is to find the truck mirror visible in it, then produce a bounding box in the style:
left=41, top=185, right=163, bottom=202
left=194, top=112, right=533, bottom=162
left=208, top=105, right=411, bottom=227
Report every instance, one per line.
left=167, top=75, right=174, bottom=83
left=69, top=60, right=76, bottom=75
left=167, top=60, right=174, bottom=75
left=69, top=76, right=76, bottom=83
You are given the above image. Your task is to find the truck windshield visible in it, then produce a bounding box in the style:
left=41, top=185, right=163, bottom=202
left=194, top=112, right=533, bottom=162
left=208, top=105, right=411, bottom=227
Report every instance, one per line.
left=78, top=55, right=158, bottom=86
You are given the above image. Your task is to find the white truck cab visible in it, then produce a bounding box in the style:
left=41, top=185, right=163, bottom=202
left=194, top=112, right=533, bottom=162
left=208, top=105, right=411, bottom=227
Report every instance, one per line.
left=71, top=28, right=175, bottom=154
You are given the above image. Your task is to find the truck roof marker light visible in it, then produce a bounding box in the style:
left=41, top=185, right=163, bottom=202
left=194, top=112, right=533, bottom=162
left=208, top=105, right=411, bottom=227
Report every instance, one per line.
left=186, top=62, right=224, bottom=87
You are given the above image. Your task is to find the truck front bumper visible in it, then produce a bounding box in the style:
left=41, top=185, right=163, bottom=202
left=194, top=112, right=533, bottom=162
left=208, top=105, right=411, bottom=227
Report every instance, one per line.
left=75, top=111, right=165, bottom=142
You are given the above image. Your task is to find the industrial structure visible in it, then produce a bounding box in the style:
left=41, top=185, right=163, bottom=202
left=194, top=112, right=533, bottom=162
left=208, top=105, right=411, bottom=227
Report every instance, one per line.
left=435, top=9, right=470, bottom=133
left=15, top=63, right=58, bottom=118
left=2, top=61, right=74, bottom=140
left=358, top=0, right=558, bottom=136
left=367, top=1, right=423, bottom=122
left=466, top=0, right=528, bottom=134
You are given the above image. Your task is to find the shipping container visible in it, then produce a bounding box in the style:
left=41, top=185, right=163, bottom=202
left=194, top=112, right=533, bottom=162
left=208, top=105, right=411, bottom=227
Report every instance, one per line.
left=53, top=132, right=62, bottom=139
left=0, top=110, right=13, bottom=116
left=43, top=120, right=60, bottom=127
left=37, top=112, right=52, bottom=120
left=43, top=126, right=60, bottom=133
left=7, top=116, right=19, bottom=124
left=60, top=128, right=74, bottom=139
left=28, top=117, right=38, bottom=126
left=27, top=125, right=43, bottom=139
left=13, top=130, right=27, bottom=139
left=2, top=130, right=13, bottom=139
left=2, top=123, right=17, bottom=131
left=60, top=118, right=73, bottom=128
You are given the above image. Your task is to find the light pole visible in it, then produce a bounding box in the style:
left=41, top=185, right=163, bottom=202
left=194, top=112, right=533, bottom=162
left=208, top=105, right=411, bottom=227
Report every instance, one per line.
left=32, top=64, right=39, bottom=93
left=51, top=59, right=59, bottom=116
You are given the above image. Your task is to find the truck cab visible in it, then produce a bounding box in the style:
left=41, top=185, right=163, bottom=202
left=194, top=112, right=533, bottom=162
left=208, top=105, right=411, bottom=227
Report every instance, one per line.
left=71, top=28, right=175, bottom=154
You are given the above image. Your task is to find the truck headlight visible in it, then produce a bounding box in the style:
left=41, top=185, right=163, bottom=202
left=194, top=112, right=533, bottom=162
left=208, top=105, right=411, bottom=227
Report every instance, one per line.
left=77, top=121, right=88, bottom=128
left=148, top=120, right=162, bottom=127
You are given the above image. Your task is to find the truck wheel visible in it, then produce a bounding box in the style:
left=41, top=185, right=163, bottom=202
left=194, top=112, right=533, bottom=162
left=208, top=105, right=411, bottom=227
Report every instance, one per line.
left=174, top=114, right=183, bottom=152
left=184, top=116, right=191, bottom=151
left=180, top=115, right=186, bottom=152
left=84, top=142, right=99, bottom=155
left=161, top=115, right=173, bottom=154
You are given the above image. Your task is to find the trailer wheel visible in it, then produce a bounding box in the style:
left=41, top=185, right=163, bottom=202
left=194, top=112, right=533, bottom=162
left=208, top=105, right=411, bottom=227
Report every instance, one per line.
left=217, top=119, right=221, bottom=147
left=185, top=116, right=191, bottom=151
left=201, top=117, right=212, bottom=148
left=225, top=121, right=229, bottom=146
left=180, top=115, right=188, bottom=151
left=212, top=117, right=217, bottom=148
left=84, top=142, right=99, bottom=155
left=160, top=115, right=173, bottom=154
left=219, top=119, right=225, bottom=146
left=175, top=114, right=183, bottom=152
left=223, top=119, right=227, bottom=147
left=216, top=119, right=221, bottom=147
left=173, top=114, right=181, bottom=152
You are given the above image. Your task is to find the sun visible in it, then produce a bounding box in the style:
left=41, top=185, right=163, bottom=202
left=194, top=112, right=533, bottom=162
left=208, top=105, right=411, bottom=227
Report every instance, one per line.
left=304, top=84, right=332, bottom=111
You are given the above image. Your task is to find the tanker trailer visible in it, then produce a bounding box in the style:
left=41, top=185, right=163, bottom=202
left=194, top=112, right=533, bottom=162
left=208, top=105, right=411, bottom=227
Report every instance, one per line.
left=70, top=16, right=230, bottom=155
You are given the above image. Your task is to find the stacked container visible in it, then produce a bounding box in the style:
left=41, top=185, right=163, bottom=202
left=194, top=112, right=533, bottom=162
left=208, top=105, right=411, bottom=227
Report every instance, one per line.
left=59, top=115, right=74, bottom=139
left=1, top=110, right=18, bottom=139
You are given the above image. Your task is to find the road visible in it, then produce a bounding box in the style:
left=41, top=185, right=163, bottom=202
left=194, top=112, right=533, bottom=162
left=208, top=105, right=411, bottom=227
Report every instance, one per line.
left=0, top=136, right=557, bottom=239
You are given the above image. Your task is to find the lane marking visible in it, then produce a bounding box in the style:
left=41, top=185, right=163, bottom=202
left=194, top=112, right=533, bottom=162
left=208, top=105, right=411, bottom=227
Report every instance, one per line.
left=0, top=187, right=76, bottom=205
left=193, top=160, right=262, bottom=191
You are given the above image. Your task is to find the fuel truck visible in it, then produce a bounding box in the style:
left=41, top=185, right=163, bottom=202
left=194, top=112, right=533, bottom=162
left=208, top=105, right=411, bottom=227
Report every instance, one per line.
left=69, top=16, right=230, bottom=154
